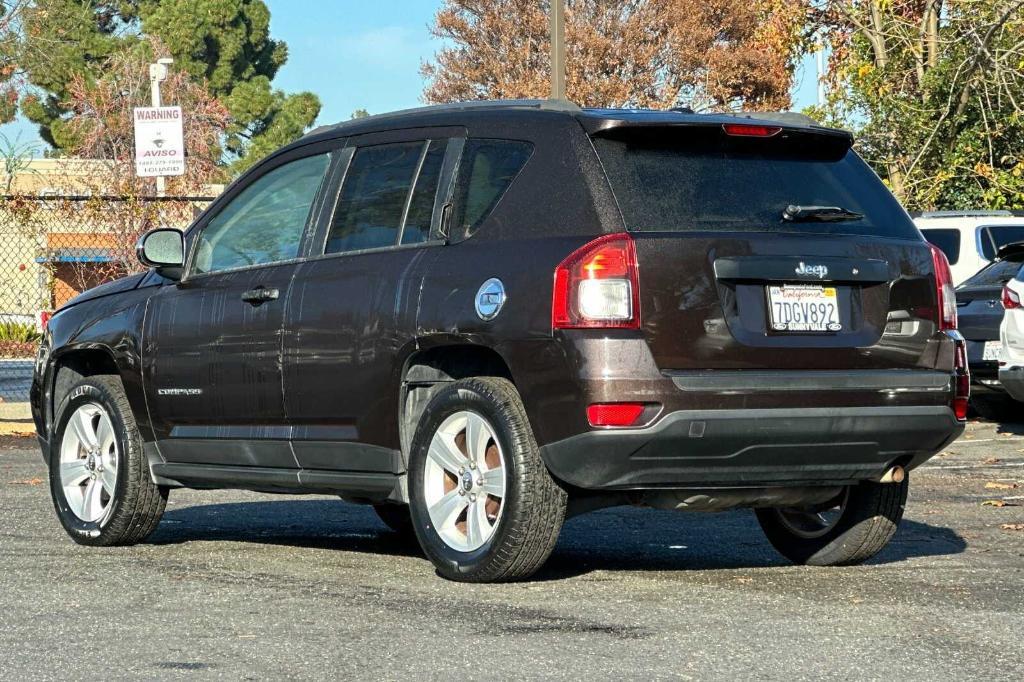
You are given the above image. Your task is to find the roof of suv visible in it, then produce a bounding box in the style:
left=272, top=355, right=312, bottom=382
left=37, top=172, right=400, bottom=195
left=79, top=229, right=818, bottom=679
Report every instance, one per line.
left=915, top=214, right=1024, bottom=228
left=301, top=98, right=851, bottom=145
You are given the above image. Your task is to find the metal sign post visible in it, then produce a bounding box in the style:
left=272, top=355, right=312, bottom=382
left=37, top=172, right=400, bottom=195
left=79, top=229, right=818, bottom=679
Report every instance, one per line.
left=550, top=0, right=566, bottom=101
left=146, top=58, right=175, bottom=197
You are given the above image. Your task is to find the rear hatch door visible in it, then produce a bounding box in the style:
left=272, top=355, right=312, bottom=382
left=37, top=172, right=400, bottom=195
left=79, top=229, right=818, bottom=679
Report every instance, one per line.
left=592, top=120, right=940, bottom=371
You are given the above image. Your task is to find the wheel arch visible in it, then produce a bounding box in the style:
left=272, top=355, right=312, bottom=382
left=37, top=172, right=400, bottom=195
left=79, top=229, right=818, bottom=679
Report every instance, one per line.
left=398, top=342, right=516, bottom=462
left=48, top=346, right=128, bottom=439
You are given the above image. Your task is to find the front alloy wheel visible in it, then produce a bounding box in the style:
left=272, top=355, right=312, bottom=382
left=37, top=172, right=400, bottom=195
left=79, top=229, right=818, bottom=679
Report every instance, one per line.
left=49, top=375, right=167, bottom=546
left=59, top=403, right=119, bottom=524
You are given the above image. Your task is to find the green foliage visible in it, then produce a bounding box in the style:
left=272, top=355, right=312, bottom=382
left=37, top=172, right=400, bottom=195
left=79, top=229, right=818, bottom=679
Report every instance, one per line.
left=822, top=1, right=1024, bottom=211
left=0, top=320, right=41, bottom=344
left=351, top=108, right=370, bottom=119
left=16, top=0, right=320, bottom=173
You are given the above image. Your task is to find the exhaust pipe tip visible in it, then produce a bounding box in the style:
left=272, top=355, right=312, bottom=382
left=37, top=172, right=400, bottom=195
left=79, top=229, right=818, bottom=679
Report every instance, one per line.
left=880, top=465, right=906, bottom=484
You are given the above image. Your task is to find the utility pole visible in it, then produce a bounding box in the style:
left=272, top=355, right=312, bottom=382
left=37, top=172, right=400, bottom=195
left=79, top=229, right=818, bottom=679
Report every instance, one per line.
left=148, top=57, right=174, bottom=197
left=549, top=0, right=566, bottom=101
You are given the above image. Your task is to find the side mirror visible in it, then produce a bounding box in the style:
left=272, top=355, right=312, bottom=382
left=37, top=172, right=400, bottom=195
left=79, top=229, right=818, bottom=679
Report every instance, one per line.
left=137, top=228, right=185, bottom=279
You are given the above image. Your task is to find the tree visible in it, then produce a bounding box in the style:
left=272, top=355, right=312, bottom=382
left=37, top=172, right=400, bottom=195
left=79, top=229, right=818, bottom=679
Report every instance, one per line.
left=16, top=0, right=319, bottom=172
left=816, top=1, right=1024, bottom=210
left=35, top=38, right=231, bottom=287
left=422, top=0, right=810, bottom=111
left=351, top=108, right=370, bottom=119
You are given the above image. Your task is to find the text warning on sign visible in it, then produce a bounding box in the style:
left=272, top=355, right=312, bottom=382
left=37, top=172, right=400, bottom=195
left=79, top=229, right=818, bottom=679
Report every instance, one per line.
left=133, top=106, right=184, bottom=178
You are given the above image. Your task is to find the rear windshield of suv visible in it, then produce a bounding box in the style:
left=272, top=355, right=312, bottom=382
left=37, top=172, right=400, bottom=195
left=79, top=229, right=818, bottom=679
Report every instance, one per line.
left=593, top=134, right=918, bottom=239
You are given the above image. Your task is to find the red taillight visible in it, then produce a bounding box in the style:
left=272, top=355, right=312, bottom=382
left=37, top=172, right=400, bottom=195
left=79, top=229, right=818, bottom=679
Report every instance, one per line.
left=953, top=339, right=970, bottom=421
left=722, top=123, right=782, bottom=138
left=553, top=233, right=640, bottom=329
left=38, top=310, right=52, bottom=330
left=929, top=243, right=957, bottom=330
left=587, top=403, right=645, bottom=427
left=1003, top=284, right=1021, bottom=309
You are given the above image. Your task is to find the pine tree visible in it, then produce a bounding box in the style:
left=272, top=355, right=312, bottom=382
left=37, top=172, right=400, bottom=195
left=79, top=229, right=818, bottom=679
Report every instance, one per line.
left=17, top=0, right=319, bottom=172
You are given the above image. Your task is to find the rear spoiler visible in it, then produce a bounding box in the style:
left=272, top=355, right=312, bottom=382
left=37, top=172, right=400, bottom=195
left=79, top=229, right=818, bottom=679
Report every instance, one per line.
left=581, top=111, right=853, bottom=160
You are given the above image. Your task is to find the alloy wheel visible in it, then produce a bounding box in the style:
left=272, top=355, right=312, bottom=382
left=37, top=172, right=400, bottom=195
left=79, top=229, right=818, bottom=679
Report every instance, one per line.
left=59, top=403, right=118, bottom=523
left=423, top=410, right=506, bottom=552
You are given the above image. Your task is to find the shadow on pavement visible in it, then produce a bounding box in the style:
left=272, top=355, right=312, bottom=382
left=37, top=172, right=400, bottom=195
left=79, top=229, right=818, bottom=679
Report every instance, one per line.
left=151, top=498, right=967, bottom=578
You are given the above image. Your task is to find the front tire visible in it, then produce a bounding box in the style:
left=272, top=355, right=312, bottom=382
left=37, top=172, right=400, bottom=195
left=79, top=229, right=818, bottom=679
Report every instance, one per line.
left=49, top=375, right=167, bottom=546
left=408, top=377, right=567, bottom=582
left=755, top=478, right=909, bottom=566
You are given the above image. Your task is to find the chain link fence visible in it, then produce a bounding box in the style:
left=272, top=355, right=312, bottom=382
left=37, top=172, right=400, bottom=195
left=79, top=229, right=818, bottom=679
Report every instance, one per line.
left=0, top=195, right=214, bottom=403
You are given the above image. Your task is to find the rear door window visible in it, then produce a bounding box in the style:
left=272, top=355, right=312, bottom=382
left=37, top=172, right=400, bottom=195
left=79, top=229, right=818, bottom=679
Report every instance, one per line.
left=593, top=134, right=918, bottom=239
left=401, top=140, right=447, bottom=245
left=452, top=139, right=533, bottom=237
left=325, top=142, right=423, bottom=254
left=921, top=228, right=961, bottom=265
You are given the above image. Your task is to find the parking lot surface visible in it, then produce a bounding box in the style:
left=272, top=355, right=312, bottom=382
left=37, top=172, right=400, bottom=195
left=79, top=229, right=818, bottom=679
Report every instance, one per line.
left=1, top=421, right=1022, bottom=680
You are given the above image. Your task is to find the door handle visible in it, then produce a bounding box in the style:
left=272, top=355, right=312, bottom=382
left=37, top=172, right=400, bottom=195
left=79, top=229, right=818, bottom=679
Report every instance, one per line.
left=241, top=286, right=279, bottom=305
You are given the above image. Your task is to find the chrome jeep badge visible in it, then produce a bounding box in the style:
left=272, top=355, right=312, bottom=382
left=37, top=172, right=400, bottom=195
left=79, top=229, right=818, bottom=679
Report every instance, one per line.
left=795, top=262, right=829, bottom=279
left=475, top=278, right=506, bottom=321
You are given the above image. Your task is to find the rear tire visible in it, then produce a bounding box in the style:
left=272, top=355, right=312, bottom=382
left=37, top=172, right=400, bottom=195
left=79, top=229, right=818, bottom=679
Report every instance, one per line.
left=49, top=375, right=167, bottom=546
left=755, top=478, right=908, bottom=566
left=408, top=377, right=567, bottom=582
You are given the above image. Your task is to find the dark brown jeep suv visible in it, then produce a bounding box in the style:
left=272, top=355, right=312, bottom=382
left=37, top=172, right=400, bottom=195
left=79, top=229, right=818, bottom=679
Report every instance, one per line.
left=32, top=100, right=968, bottom=581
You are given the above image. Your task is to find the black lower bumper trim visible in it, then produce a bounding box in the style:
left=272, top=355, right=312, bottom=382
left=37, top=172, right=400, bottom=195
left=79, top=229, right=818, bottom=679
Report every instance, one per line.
left=539, top=406, right=962, bottom=490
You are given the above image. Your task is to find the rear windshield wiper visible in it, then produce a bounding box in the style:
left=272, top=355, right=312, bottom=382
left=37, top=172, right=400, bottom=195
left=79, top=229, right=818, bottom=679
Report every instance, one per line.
left=783, top=205, right=864, bottom=223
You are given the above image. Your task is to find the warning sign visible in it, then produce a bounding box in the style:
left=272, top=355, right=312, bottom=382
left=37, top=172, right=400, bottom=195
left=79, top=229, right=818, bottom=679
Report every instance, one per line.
left=133, top=106, right=185, bottom=177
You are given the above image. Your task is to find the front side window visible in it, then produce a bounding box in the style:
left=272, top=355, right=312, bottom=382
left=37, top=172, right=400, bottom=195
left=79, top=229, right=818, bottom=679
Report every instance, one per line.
left=325, top=142, right=427, bottom=254
left=452, top=139, right=533, bottom=237
left=193, top=153, right=331, bottom=275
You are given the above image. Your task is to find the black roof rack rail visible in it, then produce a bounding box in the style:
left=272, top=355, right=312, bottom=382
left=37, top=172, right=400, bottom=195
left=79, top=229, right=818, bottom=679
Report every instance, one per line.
left=305, top=98, right=582, bottom=137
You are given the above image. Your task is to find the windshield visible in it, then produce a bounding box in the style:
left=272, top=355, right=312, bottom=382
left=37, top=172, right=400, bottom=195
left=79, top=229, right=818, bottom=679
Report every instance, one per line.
left=594, top=137, right=918, bottom=239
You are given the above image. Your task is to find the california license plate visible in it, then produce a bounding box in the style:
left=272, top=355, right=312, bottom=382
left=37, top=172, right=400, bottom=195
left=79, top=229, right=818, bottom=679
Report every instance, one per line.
left=767, top=285, right=841, bottom=332
left=982, top=340, right=1002, bottom=361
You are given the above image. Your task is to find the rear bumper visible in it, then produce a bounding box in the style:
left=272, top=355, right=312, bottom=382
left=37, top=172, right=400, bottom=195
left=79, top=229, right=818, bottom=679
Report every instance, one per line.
left=539, top=405, right=963, bottom=490
left=998, top=367, right=1024, bottom=402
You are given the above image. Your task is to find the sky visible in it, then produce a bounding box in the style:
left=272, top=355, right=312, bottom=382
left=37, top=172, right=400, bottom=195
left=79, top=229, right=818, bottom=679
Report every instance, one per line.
left=0, top=0, right=820, bottom=152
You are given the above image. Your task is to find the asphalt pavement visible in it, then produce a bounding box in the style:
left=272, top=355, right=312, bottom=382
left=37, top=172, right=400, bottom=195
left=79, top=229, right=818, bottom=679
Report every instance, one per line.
left=1, top=421, right=1022, bottom=680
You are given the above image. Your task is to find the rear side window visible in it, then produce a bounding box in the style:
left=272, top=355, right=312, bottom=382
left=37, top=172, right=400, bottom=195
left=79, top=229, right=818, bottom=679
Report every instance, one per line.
left=962, top=258, right=1024, bottom=287
left=921, top=228, right=961, bottom=265
left=594, top=135, right=918, bottom=239
left=980, top=225, right=1024, bottom=260
left=452, top=140, right=533, bottom=236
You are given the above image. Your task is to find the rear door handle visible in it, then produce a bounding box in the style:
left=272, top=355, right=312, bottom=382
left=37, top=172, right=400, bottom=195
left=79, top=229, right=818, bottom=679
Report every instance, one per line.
left=241, top=286, right=279, bottom=305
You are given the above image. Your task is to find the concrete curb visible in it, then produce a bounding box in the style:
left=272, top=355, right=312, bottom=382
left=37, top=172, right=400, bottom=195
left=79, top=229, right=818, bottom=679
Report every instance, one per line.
left=0, top=401, right=34, bottom=436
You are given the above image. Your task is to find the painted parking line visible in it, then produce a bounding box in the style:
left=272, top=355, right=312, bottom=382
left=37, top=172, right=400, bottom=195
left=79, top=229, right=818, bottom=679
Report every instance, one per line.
left=923, top=461, right=1024, bottom=470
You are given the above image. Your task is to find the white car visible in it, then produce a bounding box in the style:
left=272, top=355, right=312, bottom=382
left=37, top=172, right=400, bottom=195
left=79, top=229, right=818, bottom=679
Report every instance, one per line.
left=916, top=211, right=1024, bottom=285
left=999, top=275, right=1024, bottom=404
